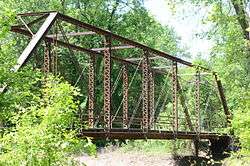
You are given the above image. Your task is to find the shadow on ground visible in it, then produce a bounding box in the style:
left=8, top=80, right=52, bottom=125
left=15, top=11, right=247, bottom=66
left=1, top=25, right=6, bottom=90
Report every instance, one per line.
left=173, top=155, right=229, bottom=166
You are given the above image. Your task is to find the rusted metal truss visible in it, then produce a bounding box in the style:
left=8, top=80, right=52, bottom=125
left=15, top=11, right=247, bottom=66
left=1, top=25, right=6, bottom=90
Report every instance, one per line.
left=149, top=71, right=155, bottom=129
left=88, top=55, right=95, bottom=128
left=214, top=74, right=231, bottom=125
left=43, top=42, right=50, bottom=73
left=195, top=70, right=201, bottom=134
left=122, top=65, right=129, bottom=129
left=172, top=61, right=178, bottom=133
left=8, top=11, right=232, bottom=141
left=142, top=51, right=150, bottom=131
left=103, top=36, right=112, bottom=131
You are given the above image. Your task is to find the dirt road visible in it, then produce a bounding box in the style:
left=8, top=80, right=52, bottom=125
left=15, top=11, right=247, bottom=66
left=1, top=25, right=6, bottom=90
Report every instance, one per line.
left=76, top=150, right=176, bottom=166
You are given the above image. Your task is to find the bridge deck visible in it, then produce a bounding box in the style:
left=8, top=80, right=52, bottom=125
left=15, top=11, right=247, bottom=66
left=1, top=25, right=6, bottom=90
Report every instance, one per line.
left=79, top=129, right=229, bottom=140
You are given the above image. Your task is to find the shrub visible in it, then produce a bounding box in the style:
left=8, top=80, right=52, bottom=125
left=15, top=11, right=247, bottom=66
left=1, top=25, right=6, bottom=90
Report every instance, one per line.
left=0, top=76, right=96, bottom=165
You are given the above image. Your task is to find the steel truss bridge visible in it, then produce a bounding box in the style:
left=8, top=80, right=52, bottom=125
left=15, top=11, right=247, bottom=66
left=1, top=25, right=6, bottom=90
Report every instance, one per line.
left=5, top=11, right=232, bottom=155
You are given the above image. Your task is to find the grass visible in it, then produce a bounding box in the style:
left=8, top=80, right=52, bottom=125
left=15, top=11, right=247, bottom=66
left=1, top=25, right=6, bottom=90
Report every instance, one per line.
left=119, top=139, right=193, bottom=155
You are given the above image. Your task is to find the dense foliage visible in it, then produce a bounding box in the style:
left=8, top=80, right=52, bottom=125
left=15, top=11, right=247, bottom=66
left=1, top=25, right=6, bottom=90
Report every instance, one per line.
left=0, top=76, right=95, bottom=165
left=200, top=1, right=250, bottom=161
left=169, top=0, right=250, bottom=163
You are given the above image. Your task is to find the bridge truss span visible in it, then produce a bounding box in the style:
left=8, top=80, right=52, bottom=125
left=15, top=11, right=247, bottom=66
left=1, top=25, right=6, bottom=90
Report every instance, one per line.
left=8, top=11, right=231, bottom=145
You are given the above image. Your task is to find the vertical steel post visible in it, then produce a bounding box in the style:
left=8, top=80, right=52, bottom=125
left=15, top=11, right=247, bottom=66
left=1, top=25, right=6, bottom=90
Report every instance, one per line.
left=103, top=36, right=112, bottom=131
left=122, top=65, right=128, bottom=129
left=50, top=44, right=55, bottom=74
left=194, top=70, right=201, bottom=157
left=195, top=70, right=201, bottom=134
left=51, top=24, right=58, bottom=75
left=44, top=42, right=51, bottom=73
left=214, top=74, right=231, bottom=125
left=43, top=42, right=51, bottom=106
left=172, top=61, right=178, bottom=133
left=142, top=51, right=150, bottom=131
left=149, top=71, right=155, bottom=129
left=34, top=49, right=39, bottom=69
left=88, top=55, right=95, bottom=128
left=54, top=23, right=58, bottom=75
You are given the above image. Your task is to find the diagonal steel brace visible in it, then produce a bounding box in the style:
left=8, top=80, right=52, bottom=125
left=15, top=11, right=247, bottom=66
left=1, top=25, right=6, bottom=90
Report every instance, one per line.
left=14, top=12, right=58, bottom=71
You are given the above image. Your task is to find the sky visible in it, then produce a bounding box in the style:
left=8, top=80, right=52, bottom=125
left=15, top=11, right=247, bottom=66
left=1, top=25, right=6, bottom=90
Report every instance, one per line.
left=144, top=0, right=213, bottom=59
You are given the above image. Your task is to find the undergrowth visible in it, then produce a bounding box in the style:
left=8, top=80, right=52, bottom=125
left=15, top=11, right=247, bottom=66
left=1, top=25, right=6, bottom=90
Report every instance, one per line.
left=120, top=139, right=193, bottom=155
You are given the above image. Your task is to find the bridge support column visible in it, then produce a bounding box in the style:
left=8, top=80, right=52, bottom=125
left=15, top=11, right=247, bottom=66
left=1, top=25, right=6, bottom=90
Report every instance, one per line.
left=103, top=36, right=112, bottom=131
left=44, top=42, right=51, bottom=74
left=88, top=55, right=95, bottom=128
left=50, top=24, right=58, bottom=75
left=209, top=137, right=231, bottom=158
left=142, top=51, right=150, bottom=131
left=122, top=65, right=128, bottom=129
left=149, top=71, right=155, bottom=129
left=194, top=139, right=200, bottom=157
left=195, top=70, right=201, bottom=134
left=194, top=70, right=201, bottom=157
left=172, top=61, right=178, bottom=133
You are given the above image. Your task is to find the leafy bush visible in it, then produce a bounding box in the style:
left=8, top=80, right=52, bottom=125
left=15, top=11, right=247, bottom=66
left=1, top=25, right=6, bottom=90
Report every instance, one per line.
left=230, top=91, right=250, bottom=164
left=0, top=76, right=96, bottom=165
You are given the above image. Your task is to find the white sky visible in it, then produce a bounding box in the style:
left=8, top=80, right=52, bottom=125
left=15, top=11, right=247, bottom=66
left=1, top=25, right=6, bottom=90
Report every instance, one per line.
left=144, top=0, right=213, bottom=59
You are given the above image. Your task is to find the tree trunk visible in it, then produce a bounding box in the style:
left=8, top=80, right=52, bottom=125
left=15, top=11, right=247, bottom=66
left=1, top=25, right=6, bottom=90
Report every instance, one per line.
left=231, top=0, right=249, bottom=40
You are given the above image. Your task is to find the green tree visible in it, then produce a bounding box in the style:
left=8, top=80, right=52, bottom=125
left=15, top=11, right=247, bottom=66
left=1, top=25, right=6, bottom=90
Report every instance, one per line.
left=166, top=0, right=250, bottom=162
left=0, top=76, right=96, bottom=165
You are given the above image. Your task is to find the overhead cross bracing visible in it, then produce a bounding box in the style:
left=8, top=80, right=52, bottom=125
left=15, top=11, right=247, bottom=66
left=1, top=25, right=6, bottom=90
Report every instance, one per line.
left=8, top=11, right=232, bottom=156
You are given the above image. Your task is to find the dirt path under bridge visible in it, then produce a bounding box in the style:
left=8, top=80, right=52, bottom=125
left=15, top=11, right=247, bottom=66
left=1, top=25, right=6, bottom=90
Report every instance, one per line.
left=76, top=148, right=224, bottom=166
left=76, top=150, right=175, bottom=166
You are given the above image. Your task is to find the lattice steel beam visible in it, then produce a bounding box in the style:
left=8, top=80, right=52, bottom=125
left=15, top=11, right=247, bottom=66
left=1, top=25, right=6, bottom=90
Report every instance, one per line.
left=172, top=61, right=178, bottom=133
left=195, top=70, right=201, bottom=134
left=122, top=65, right=129, bottom=129
left=142, top=51, right=150, bottom=131
left=50, top=22, right=59, bottom=75
left=88, top=55, right=95, bottom=128
left=43, top=42, right=51, bottom=73
left=149, top=71, right=155, bottom=129
left=103, top=36, right=112, bottom=131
